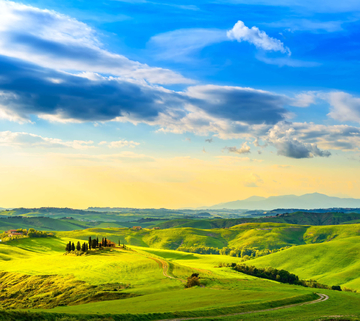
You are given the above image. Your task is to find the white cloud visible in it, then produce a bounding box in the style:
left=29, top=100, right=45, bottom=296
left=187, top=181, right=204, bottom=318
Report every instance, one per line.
left=99, top=139, right=140, bottom=148
left=227, top=20, right=290, bottom=55
left=149, top=28, right=227, bottom=61
left=291, top=92, right=317, bottom=107
left=0, top=131, right=94, bottom=149
left=0, top=1, right=192, bottom=85
left=327, top=92, right=360, bottom=123
left=223, top=142, right=251, bottom=154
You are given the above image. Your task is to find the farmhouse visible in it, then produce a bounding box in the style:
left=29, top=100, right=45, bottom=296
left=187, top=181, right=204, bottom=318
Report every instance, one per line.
left=132, top=226, right=142, bottom=230
left=6, top=229, right=26, bottom=237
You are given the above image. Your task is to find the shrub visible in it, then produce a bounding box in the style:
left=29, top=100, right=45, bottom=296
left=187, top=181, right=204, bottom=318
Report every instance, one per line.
left=185, top=273, right=200, bottom=288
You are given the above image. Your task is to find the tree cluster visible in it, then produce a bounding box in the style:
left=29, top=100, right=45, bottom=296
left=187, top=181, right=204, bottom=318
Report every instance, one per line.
left=87, top=236, right=117, bottom=250
left=177, top=245, right=290, bottom=260
left=65, top=241, right=88, bottom=253
left=27, top=228, right=49, bottom=238
left=65, top=237, right=125, bottom=254
left=223, top=263, right=343, bottom=291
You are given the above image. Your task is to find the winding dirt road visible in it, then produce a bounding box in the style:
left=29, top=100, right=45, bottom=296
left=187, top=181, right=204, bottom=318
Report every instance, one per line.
left=157, top=293, right=329, bottom=321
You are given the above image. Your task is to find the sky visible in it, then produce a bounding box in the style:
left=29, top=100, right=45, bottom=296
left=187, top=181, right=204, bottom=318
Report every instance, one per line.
left=1, top=0, right=360, bottom=209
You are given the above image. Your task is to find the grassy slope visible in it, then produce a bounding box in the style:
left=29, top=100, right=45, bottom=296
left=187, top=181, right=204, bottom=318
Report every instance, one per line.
left=0, top=237, right=315, bottom=316
left=0, top=234, right=359, bottom=319
left=250, top=236, right=360, bottom=290
left=56, top=223, right=360, bottom=251
left=55, top=223, right=312, bottom=251
left=199, top=289, right=360, bottom=321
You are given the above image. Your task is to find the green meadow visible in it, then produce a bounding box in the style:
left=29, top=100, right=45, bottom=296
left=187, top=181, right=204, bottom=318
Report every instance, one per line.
left=0, top=221, right=359, bottom=320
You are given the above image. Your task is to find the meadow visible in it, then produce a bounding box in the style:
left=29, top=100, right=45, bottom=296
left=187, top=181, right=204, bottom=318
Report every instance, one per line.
left=0, top=221, right=359, bottom=320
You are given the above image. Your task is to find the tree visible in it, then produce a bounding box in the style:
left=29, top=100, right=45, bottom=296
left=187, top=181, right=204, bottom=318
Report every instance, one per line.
left=118, top=240, right=121, bottom=246
left=104, top=238, right=107, bottom=247
left=92, top=239, right=97, bottom=249
left=71, top=242, right=75, bottom=251
left=81, top=242, right=86, bottom=252
left=88, top=236, right=92, bottom=250
left=76, top=241, right=81, bottom=251
left=65, top=243, right=70, bottom=252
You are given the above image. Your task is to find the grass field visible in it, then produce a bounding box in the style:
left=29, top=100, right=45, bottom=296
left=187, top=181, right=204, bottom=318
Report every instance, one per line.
left=0, top=224, right=359, bottom=320
left=0, top=236, right=318, bottom=316
left=250, top=235, right=360, bottom=290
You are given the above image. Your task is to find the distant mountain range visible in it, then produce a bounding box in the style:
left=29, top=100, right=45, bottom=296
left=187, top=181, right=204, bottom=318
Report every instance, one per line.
left=203, top=193, right=360, bottom=210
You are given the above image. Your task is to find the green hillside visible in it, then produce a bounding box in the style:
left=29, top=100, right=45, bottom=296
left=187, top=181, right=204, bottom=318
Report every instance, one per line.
left=55, top=223, right=312, bottom=251
left=0, top=237, right=319, bottom=317
left=250, top=236, right=360, bottom=290
left=0, top=228, right=359, bottom=320
left=55, top=222, right=360, bottom=253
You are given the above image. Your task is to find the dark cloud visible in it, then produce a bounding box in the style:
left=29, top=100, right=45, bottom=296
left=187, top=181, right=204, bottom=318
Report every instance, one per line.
left=0, top=55, right=295, bottom=129
left=274, top=139, right=331, bottom=159
left=187, top=85, right=290, bottom=125
left=0, top=55, right=183, bottom=122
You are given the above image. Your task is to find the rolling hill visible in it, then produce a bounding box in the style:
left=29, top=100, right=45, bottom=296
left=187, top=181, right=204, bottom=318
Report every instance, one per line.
left=0, top=224, right=359, bottom=320
left=250, top=236, right=360, bottom=290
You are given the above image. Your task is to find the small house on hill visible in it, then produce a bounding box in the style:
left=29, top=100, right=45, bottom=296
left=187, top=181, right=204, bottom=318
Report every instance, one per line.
left=6, top=229, right=25, bottom=237
left=132, top=226, right=142, bottom=230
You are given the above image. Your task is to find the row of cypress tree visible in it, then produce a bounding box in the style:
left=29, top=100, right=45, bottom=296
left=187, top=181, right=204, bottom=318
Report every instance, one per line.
left=65, top=237, right=126, bottom=252
left=65, top=241, right=88, bottom=252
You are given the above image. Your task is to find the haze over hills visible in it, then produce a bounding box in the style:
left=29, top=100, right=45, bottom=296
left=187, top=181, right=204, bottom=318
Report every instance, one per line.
left=204, top=193, right=360, bottom=210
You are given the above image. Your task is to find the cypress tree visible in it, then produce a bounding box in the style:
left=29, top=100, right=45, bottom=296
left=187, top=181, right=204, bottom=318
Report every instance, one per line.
left=71, top=242, right=75, bottom=251
left=76, top=241, right=81, bottom=251
left=104, top=238, right=107, bottom=247
left=92, top=239, right=97, bottom=249
left=81, top=242, right=86, bottom=252
left=96, top=237, right=99, bottom=246
left=118, top=240, right=120, bottom=246
left=65, top=243, right=69, bottom=252
left=88, top=236, right=92, bottom=250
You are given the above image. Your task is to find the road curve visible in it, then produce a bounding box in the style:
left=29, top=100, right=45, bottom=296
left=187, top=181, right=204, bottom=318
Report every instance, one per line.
left=157, top=293, right=329, bottom=321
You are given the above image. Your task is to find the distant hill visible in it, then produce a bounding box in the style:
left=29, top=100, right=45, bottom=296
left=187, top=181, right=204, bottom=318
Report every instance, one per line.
left=153, top=211, right=360, bottom=229
left=205, top=193, right=360, bottom=210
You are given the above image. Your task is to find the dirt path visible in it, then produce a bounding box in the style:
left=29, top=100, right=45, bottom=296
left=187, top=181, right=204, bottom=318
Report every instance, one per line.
left=157, top=293, right=329, bottom=321
left=127, top=248, right=181, bottom=280
left=148, top=256, right=175, bottom=279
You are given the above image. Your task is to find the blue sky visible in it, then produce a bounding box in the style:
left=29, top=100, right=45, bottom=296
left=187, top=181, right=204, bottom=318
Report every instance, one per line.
left=1, top=0, right=360, bottom=208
